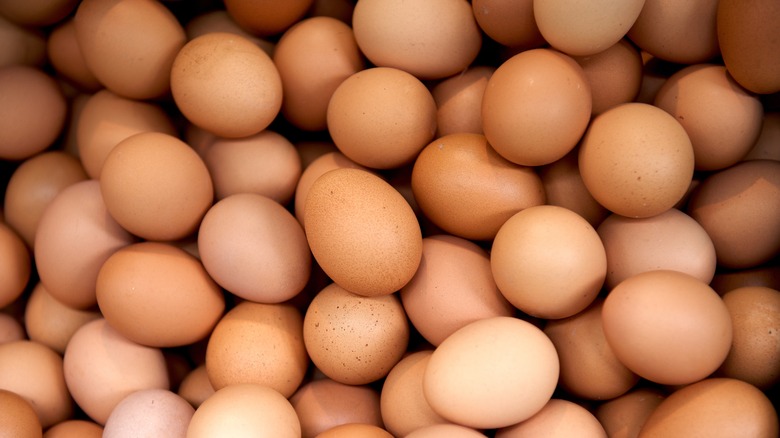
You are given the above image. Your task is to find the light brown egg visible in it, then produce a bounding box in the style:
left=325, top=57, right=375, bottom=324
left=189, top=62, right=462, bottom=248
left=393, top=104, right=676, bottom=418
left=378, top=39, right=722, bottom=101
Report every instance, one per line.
left=573, top=38, right=643, bottom=116
left=0, top=221, right=30, bottom=308
left=352, top=0, right=482, bottom=80
left=177, top=364, right=214, bottom=409
left=411, top=133, right=545, bottom=241
left=46, top=19, right=101, bottom=92
left=0, top=14, right=46, bottom=68
left=0, top=389, right=43, bottom=438
left=223, top=0, right=313, bottom=36
left=316, top=424, right=393, bottom=438
left=185, top=10, right=274, bottom=56
left=0, top=313, right=25, bottom=343
left=482, top=48, right=592, bottom=166
left=102, top=389, right=195, bottom=438
left=198, top=193, right=310, bottom=303
left=205, top=302, right=308, bottom=398
left=406, top=424, right=486, bottom=438
left=539, top=148, right=609, bottom=227
left=43, top=420, right=103, bottom=438
left=0, top=0, right=77, bottom=27
left=290, top=378, right=383, bottom=438
left=431, top=66, right=494, bottom=137
left=24, top=282, right=101, bottom=353
left=471, top=0, right=545, bottom=49
left=496, top=399, right=607, bottom=438
left=326, top=67, right=437, bottom=169
left=594, top=387, right=666, bottom=438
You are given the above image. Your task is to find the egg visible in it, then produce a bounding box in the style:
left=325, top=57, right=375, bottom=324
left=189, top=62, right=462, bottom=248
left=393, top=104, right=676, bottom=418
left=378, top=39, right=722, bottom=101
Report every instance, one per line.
left=594, top=387, right=665, bottom=438
left=495, top=399, right=607, bottom=438
left=223, top=0, right=313, bottom=37
left=0, top=388, right=43, bottom=438
left=24, top=282, right=101, bottom=353
left=0, top=0, right=77, bottom=27
left=0, top=221, right=30, bottom=308
left=177, top=365, right=214, bottom=409
left=102, top=389, right=194, bottom=438
left=184, top=10, right=275, bottom=56
left=290, top=378, right=383, bottom=438
left=43, top=420, right=103, bottom=438
left=0, top=313, right=24, bottom=343
left=431, top=66, right=495, bottom=137
left=405, top=424, right=486, bottom=438
left=573, top=39, right=643, bottom=115
left=315, top=423, right=393, bottom=438
left=46, top=19, right=101, bottom=92
left=471, top=0, right=545, bottom=49
left=0, top=14, right=46, bottom=68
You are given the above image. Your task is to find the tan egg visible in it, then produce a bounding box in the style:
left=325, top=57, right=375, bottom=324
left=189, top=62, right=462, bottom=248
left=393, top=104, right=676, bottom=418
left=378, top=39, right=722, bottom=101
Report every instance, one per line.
left=0, top=66, right=66, bottom=161
left=352, top=0, right=481, bottom=80
left=687, top=160, right=780, bottom=269
left=578, top=102, right=694, bottom=218
left=471, top=0, right=545, bottom=49
left=303, top=283, right=409, bottom=385
left=744, top=112, right=780, bottom=161
left=0, top=313, right=25, bottom=343
left=4, top=151, right=87, bottom=247
left=187, top=383, right=301, bottom=438
left=431, top=66, right=494, bottom=137
left=198, top=193, right=310, bottom=303
left=718, top=286, right=780, bottom=389
left=327, top=67, right=437, bottom=169
left=177, top=364, right=214, bottom=409
left=63, top=319, right=169, bottom=425
left=593, top=387, right=665, bottom=438
left=34, top=180, right=135, bottom=310
left=202, top=130, right=301, bottom=203
left=491, top=205, right=607, bottom=319
left=654, top=64, right=763, bottom=170
left=423, top=317, right=559, bottom=429
left=627, top=0, right=719, bottom=64
left=205, top=302, right=308, bottom=398
left=24, top=282, right=101, bottom=354
left=496, top=399, right=607, bottom=438
left=573, top=39, right=643, bottom=116
left=102, top=389, right=194, bottom=438
left=185, top=10, right=274, bottom=56
left=290, top=378, right=383, bottom=438
left=0, top=340, right=72, bottom=428
left=400, top=235, right=515, bottom=346
left=0, top=0, right=77, bottom=27
left=223, top=0, right=313, bottom=36
left=100, top=132, right=213, bottom=241
left=316, top=424, right=393, bottom=438
left=717, top=0, right=780, bottom=94
left=170, top=32, right=282, bottom=139
left=406, top=424, right=486, bottom=438
left=597, top=208, right=717, bottom=290
left=74, top=0, right=186, bottom=99
left=602, top=270, right=732, bottom=385
left=0, top=15, right=46, bottom=68
left=639, top=378, right=778, bottom=437
left=76, top=89, right=177, bottom=179
left=539, top=149, right=609, bottom=227
left=43, top=420, right=103, bottom=438
left=482, top=48, right=592, bottom=166
left=534, top=0, right=644, bottom=56
left=0, top=389, right=42, bottom=438
left=0, top=221, right=30, bottom=308
left=294, top=151, right=367, bottom=227
left=544, top=300, right=639, bottom=400
left=380, top=351, right=450, bottom=437
left=304, top=168, right=422, bottom=297
left=274, top=16, right=364, bottom=131
left=46, top=19, right=101, bottom=92
left=411, top=133, right=545, bottom=241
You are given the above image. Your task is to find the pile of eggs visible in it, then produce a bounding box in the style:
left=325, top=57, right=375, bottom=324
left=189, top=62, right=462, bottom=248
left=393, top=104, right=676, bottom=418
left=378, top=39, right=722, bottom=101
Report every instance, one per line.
left=0, top=0, right=779, bottom=436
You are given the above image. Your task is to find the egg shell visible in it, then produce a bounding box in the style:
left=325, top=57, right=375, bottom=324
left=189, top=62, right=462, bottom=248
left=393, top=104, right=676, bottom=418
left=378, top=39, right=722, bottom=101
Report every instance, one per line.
left=24, top=282, right=101, bottom=353
left=744, top=112, right=780, bottom=161
left=0, top=14, right=46, bottom=68
left=0, top=389, right=43, bottom=438
left=710, top=266, right=780, bottom=295
left=304, top=167, right=422, bottom=297
left=0, top=313, right=25, bottom=343
left=471, top=0, right=545, bottom=49
left=102, top=389, right=194, bottom=438
left=46, top=19, right=101, bottom=92
left=223, top=0, right=313, bottom=36
left=405, top=424, right=486, bottom=438
left=594, top=387, right=666, bottom=438
left=431, top=66, right=494, bottom=137
left=0, top=221, right=30, bottom=308
left=43, top=420, right=103, bottom=438
left=315, top=423, right=393, bottom=438
left=0, top=0, right=77, bottom=27
left=184, top=10, right=275, bottom=56
left=573, top=38, right=643, bottom=115
left=495, top=399, right=607, bottom=438
left=177, top=365, right=214, bottom=409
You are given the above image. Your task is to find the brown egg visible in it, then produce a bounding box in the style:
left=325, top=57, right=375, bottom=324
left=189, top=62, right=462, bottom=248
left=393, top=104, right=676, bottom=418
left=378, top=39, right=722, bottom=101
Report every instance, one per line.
left=74, top=0, right=186, bottom=99
left=352, top=0, right=482, bottom=80
left=202, top=130, right=301, bottom=203
left=482, top=48, right=592, bottom=166
left=307, top=0, right=355, bottom=23
left=273, top=16, right=364, bottom=131
left=380, top=351, right=451, bottom=437
left=597, top=208, right=717, bottom=290
left=710, top=265, right=780, bottom=295
left=573, top=39, right=643, bottom=116
left=223, top=0, right=313, bottom=36
left=744, top=112, right=780, bottom=161
left=295, top=141, right=339, bottom=170
left=0, top=0, right=77, bottom=27
left=205, top=302, right=309, bottom=398
left=177, top=364, right=214, bottom=409
left=304, top=168, right=422, bottom=297
left=411, top=133, right=545, bottom=241
left=654, top=64, right=764, bottom=170
left=717, top=0, right=780, bottom=94
left=406, top=424, right=486, bottom=438
left=34, top=180, right=135, bottom=309
left=495, top=399, right=607, bottom=438
left=326, top=67, right=437, bottom=169
left=0, top=313, right=25, bottom=343
left=0, top=389, right=43, bottom=438
left=102, top=389, right=195, bottom=438
left=76, top=89, right=177, bottom=179
left=687, top=159, right=780, bottom=269
left=431, top=66, right=494, bottom=137
left=423, top=316, right=559, bottom=429
left=198, top=193, right=310, bottom=303
left=303, top=283, right=409, bottom=385
left=0, top=221, right=30, bottom=308
left=24, top=282, right=101, bottom=353
left=602, top=270, right=732, bottom=385
left=316, top=424, right=393, bottom=438
left=185, top=10, right=275, bottom=56
left=0, top=14, right=46, bottom=68
left=43, top=420, right=103, bottom=438
left=46, top=19, right=101, bottom=92
left=0, top=66, right=66, bottom=161
left=718, top=286, right=780, bottom=389
left=539, top=148, right=609, bottom=227
left=491, top=205, right=607, bottom=319
left=99, top=132, right=213, bottom=241
left=578, top=102, right=695, bottom=218
left=400, top=234, right=515, bottom=345
left=594, top=387, right=666, bottom=438
left=471, top=0, right=545, bottom=49
left=627, top=0, right=719, bottom=64
left=544, top=299, right=639, bottom=400
left=0, top=340, right=72, bottom=428
left=639, top=378, right=778, bottom=437
left=170, top=32, right=282, bottom=139
left=290, top=378, right=383, bottom=438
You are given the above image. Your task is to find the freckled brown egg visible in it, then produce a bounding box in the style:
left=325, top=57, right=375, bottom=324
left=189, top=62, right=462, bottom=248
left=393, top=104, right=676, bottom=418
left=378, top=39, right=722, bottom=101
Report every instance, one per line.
left=0, top=221, right=30, bottom=308
left=0, top=15, right=46, bottom=68
left=304, top=168, right=422, bottom=297
left=99, top=132, right=213, bottom=241
left=482, top=48, right=592, bottom=166
left=432, top=66, right=494, bottom=137
left=539, top=149, right=609, bottom=227
left=205, top=302, right=309, bottom=398
left=102, top=389, right=195, bottom=438
left=74, top=0, right=186, bottom=100
left=198, top=193, right=310, bottom=304
left=303, top=283, right=410, bottom=385
left=352, top=0, right=482, bottom=80
left=495, top=399, right=607, bottom=438
left=471, top=0, right=545, bottom=49
left=46, top=19, right=101, bottom=92
left=573, top=39, right=643, bottom=116
left=170, top=32, right=283, bottom=139
left=223, top=0, right=313, bottom=37
left=594, top=387, right=666, bottom=438
left=411, top=133, right=545, bottom=241
left=316, top=423, right=393, bottom=438
left=0, top=388, right=43, bottom=438
left=578, top=102, right=694, bottom=218
left=43, top=420, right=103, bottom=438
left=24, top=282, right=101, bottom=354
left=327, top=67, right=437, bottom=170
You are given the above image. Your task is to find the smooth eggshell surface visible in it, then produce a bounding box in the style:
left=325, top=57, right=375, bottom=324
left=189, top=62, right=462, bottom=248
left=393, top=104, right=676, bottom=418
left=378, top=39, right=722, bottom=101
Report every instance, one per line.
left=290, top=378, right=383, bottom=438
left=495, top=398, right=607, bottom=438
left=102, top=389, right=194, bottom=438
left=0, top=389, right=43, bottom=438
